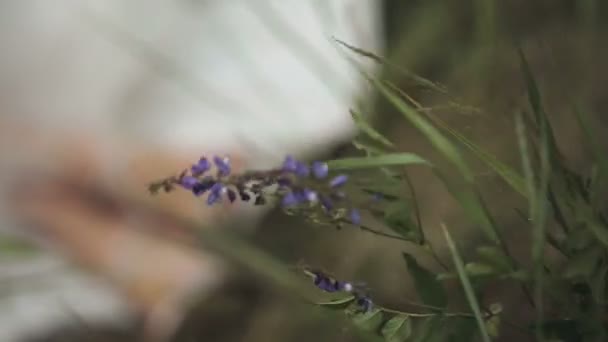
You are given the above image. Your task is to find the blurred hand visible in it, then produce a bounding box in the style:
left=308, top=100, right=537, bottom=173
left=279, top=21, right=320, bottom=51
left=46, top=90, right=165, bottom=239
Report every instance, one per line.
left=3, top=119, right=244, bottom=341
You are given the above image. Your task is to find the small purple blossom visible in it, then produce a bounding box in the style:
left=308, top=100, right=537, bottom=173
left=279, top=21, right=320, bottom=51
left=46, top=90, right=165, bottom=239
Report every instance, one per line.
left=349, top=209, right=361, bottom=225
left=213, top=156, right=231, bottom=176
left=329, top=174, right=348, bottom=188
left=319, top=195, right=333, bottom=211
left=207, top=183, right=226, bottom=206
left=314, top=275, right=338, bottom=293
left=357, top=296, right=374, bottom=312
left=179, top=176, right=199, bottom=190
left=294, top=162, right=310, bottom=177
left=192, top=177, right=215, bottom=196
left=281, top=192, right=300, bottom=207
left=312, top=161, right=329, bottom=179
left=191, top=157, right=211, bottom=176
left=282, top=155, right=298, bottom=172
left=302, top=189, right=318, bottom=202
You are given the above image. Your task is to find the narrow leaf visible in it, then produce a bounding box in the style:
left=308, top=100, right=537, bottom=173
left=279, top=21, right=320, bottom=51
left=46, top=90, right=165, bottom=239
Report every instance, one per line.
left=350, top=109, right=394, bottom=148
left=381, top=315, right=412, bottom=342
left=402, top=253, right=447, bottom=308
left=441, top=224, right=492, bottom=342
left=352, top=309, right=385, bottom=332
left=327, top=153, right=431, bottom=170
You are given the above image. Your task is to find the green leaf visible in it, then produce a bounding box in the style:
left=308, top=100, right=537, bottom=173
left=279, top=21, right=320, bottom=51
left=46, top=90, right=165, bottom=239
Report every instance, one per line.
left=402, top=253, right=447, bottom=308
left=352, top=309, right=385, bottom=332
left=384, top=202, right=422, bottom=243
left=353, top=138, right=390, bottom=156
left=316, top=295, right=357, bottom=308
left=476, top=246, right=512, bottom=273
left=412, top=316, right=443, bottom=342
left=518, top=48, right=560, bottom=163
left=381, top=315, right=412, bottom=342
left=465, top=262, right=498, bottom=277
left=326, top=153, right=431, bottom=170
left=441, top=224, right=492, bottom=342
left=350, top=109, right=394, bottom=148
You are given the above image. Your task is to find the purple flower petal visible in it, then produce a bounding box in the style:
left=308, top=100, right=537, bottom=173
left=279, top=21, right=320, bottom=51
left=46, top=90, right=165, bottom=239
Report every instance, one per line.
left=282, top=155, right=298, bottom=173
left=294, top=161, right=310, bottom=177
left=281, top=192, right=299, bottom=207
left=191, top=157, right=211, bottom=176
left=319, top=195, right=333, bottom=211
left=312, top=161, right=329, bottom=179
left=302, top=189, right=318, bottom=202
left=329, top=174, right=348, bottom=188
left=349, top=208, right=361, bottom=225
left=213, top=155, right=231, bottom=176
left=207, top=183, right=225, bottom=206
left=192, top=177, right=215, bottom=196
left=179, top=176, right=199, bottom=190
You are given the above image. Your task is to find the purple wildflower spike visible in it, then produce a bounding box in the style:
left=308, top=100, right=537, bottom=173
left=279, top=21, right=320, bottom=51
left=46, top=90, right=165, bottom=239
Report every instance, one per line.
left=207, top=183, right=225, bottom=206
left=179, top=176, right=199, bottom=190
left=282, top=155, right=298, bottom=173
left=329, top=174, right=348, bottom=188
left=192, top=177, right=215, bottom=196
left=302, top=189, right=318, bottom=203
left=213, top=156, right=231, bottom=176
left=312, top=161, right=329, bottom=179
left=191, top=157, right=211, bottom=176
left=294, top=161, right=310, bottom=177
left=349, top=209, right=362, bottom=225
left=319, top=195, right=333, bottom=211
left=281, top=192, right=300, bottom=207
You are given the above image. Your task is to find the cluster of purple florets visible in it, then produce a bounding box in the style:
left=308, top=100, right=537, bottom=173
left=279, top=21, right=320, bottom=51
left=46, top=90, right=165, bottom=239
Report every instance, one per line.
left=306, top=269, right=373, bottom=312
left=150, top=154, right=363, bottom=226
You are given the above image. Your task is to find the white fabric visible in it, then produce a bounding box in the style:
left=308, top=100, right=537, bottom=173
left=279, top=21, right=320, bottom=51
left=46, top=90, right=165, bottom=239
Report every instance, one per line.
left=0, top=1, right=382, bottom=340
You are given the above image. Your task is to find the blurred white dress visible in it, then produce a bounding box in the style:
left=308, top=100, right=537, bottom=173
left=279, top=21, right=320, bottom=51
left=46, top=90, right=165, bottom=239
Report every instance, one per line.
left=0, top=1, right=382, bottom=340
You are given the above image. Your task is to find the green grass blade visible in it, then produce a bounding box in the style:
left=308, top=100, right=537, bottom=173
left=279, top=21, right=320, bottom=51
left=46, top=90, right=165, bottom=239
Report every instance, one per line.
left=441, top=224, right=492, bottom=342
left=371, top=78, right=474, bottom=183
left=532, top=116, right=552, bottom=341
left=350, top=109, right=394, bottom=148
left=427, top=112, right=527, bottom=197
left=326, top=153, right=432, bottom=170
left=334, top=38, right=448, bottom=94
left=515, top=113, right=538, bottom=217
